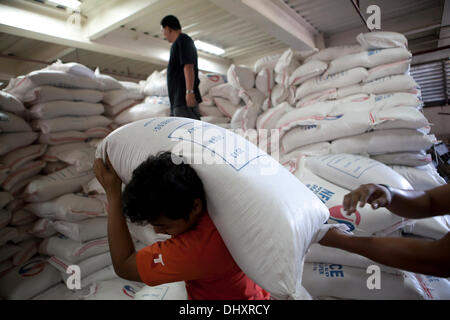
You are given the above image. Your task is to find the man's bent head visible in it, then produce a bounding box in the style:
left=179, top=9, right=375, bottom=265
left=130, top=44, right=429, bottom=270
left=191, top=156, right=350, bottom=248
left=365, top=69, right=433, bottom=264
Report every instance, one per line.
left=123, top=151, right=207, bottom=236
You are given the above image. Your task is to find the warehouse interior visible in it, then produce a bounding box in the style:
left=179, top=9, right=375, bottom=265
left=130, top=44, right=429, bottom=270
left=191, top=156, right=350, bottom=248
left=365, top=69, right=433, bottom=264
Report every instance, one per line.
left=0, top=0, right=449, bottom=302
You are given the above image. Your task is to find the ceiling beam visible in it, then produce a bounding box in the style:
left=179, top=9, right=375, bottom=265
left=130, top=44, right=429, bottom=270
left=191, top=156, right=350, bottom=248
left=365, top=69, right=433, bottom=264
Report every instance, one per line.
left=84, top=0, right=162, bottom=40
left=208, top=0, right=318, bottom=50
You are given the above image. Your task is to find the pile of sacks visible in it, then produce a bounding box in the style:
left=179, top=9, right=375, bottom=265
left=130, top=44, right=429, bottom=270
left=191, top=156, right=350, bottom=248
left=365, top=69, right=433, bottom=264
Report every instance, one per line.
left=0, top=61, right=186, bottom=300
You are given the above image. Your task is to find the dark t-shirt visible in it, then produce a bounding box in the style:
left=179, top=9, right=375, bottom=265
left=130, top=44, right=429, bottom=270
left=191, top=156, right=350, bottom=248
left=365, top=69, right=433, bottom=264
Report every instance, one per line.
left=167, top=33, right=202, bottom=109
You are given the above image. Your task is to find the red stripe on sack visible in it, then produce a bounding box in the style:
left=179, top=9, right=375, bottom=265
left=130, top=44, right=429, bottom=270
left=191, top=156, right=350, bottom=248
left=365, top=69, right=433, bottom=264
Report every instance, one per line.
left=369, top=112, right=375, bottom=124
left=71, top=210, right=100, bottom=216
left=368, top=60, right=409, bottom=74
left=74, top=240, right=108, bottom=256
left=50, top=256, right=69, bottom=270
left=6, top=146, right=46, bottom=170
left=415, top=274, right=433, bottom=299
left=266, top=69, right=271, bottom=92
left=49, top=137, right=86, bottom=143
left=2, top=162, right=44, bottom=187
left=18, top=244, right=36, bottom=266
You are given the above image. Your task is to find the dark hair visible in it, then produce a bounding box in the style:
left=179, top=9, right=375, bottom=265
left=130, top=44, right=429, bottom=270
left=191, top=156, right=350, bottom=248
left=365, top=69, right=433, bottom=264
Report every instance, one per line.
left=160, top=15, right=181, bottom=31
left=123, top=151, right=206, bottom=223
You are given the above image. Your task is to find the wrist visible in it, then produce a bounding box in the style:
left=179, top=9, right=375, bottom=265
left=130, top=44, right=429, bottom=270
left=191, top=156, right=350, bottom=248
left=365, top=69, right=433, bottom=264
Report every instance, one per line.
left=186, top=89, right=194, bottom=94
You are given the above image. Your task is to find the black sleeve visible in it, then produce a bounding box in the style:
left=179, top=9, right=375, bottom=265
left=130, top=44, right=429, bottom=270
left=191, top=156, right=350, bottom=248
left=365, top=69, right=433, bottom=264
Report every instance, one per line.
left=178, top=35, right=196, bottom=66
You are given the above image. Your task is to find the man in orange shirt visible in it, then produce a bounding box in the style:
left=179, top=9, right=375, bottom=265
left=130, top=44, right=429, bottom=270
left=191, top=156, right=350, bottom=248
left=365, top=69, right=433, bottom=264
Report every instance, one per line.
left=93, top=151, right=270, bottom=300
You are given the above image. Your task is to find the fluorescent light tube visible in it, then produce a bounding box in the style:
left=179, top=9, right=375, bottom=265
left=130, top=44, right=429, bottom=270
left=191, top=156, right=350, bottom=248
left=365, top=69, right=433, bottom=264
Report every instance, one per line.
left=48, top=0, right=81, bottom=9
left=194, top=40, right=225, bottom=55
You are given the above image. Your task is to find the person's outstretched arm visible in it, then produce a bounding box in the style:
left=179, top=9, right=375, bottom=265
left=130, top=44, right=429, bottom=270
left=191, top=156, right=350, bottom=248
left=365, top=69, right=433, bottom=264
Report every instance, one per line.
left=343, top=183, right=450, bottom=219
left=319, top=228, right=450, bottom=277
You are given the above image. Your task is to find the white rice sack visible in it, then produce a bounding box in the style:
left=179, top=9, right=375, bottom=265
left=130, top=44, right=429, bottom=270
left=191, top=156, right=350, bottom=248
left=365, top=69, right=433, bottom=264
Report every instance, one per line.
left=142, top=71, right=168, bottom=96
left=29, top=101, right=104, bottom=120
left=256, top=102, right=293, bottom=130
left=22, top=86, right=103, bottom=105
left=227, top=64, right=255, bottom=90
left=25, top=193, right=105, bottom=222
left=1, top=161, right=46, bottom=192
left=198, top=73, right=226, bottom=96
left=114, top=102, right=170, bottom=125
left=31, top=283, right=83, bottom=300
left=290, top=60, right=328, bottom=86
left=200, top=116, right=230, bottom=124
left=11, top=222, right=35, bottom=244
left=119, top=81, right=142, bottom=93
left=306, top=154, right=413, bottom=190
left=39, top=131, right=88, bottom=146
left=371, top=151, right=432, bottom=167
left=103, top=89, right=144, bottom=106
left=271, top=84, right=289, bottom=106
left=374, top=92, right=422, bottom=110
left=94, top=69, right=123, bottom=91
left=0, top=243, right=21, bottom=262
left=336, top=84, right=365, bottom=99
left=51, top=252, right=111, bottom=282
left=82, top=178, right=105, bottom=195
left=302, top=262, right=425, bottom=300
left=296, top=89, right=338, bottom=108
left=357, top=31, right=408, bottom=49
left=326, top=48, right=411, bottom=75
left=230, top=104, right=259, bottom=130
left=80, top=279, right=144, bottom=300
left=297, top=165, right=406, bottom=236
left=38, top=235, right=109, bottom=264
left=79, top=265, right=118, bottom=288
left=53, top=217, right=107, bottom=242
left=200, top=95, right=214, bottom=106
left=199, top=104, right=224, bottom=118
left=0, top=227, right=19, bottom=246
left=0, top=132, right=38, bottom=157
left=32, top=115, right=112, bottom=134
left=96, top=117, right=332, bottom=299
left=239, top=88, right=266, bottom=112
left=362, top=74, right=418, bottom=95
left=135, top=282, right=188, bottom=300
left=12, top=238, right=39, bottom=266
left=43, top=142, right=91, bottom=162
left=209, top=83, right=241, bottom=105
left=306, top=243, right=401, bottom=275
left=10, top=209, right=38, bottom=227
left=275, top=49, right=301, bottom=76
left=214, top=97, right=239, bottom=118
left=255, top=68, right=274, bottom=96
left=372, top=106, right=429, bottom=131
left=391, top=164, right=446, bottom=191
left=23, top=166, right=94, bottom=203
left=104, top=99, right=140, bottom=117
left=296, top=67, right=368, bottom=100
left=331, top=129, right=437, bottom=155
left=305, top=45, right=364, bottom=62
left=0, top=256, right=61, bottom=300
left=254, top=54, right=281, bottom=73
left=0, top=209, right=12, bottom=229
left=54, top=147, right=96, bottom=172
left=0, top=112, right=32, bottom=133
left=280, top=142, right=331, bottom=171
left=30, top=219, right=57, bottom=238
left=84, top=127, right=111, bottom=139
left=0, top=91, right=25, bottom=114
left=403, top=215, right=450, bottom=241
left=46, top=61, right=95, bottom=79
left=0, top=192, right=14, bottom=210
left=5, top=70, right=104, bottom=100
left=365, top=59, right=410, bottom=82
left=0, top=144, right=47, bottom=171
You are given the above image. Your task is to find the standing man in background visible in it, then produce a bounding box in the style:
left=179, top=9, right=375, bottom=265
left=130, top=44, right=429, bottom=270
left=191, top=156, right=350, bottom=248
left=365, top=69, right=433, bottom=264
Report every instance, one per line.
left=161, top=15, right=202, bottom=120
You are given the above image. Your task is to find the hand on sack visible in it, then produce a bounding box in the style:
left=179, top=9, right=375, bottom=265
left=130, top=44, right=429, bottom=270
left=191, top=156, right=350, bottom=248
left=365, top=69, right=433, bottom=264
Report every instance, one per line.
left=186, top=93, right=197, bottom=107
left=93, top=153, right=122, bottom=197
left=343, top=183, right=392, bottom=214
